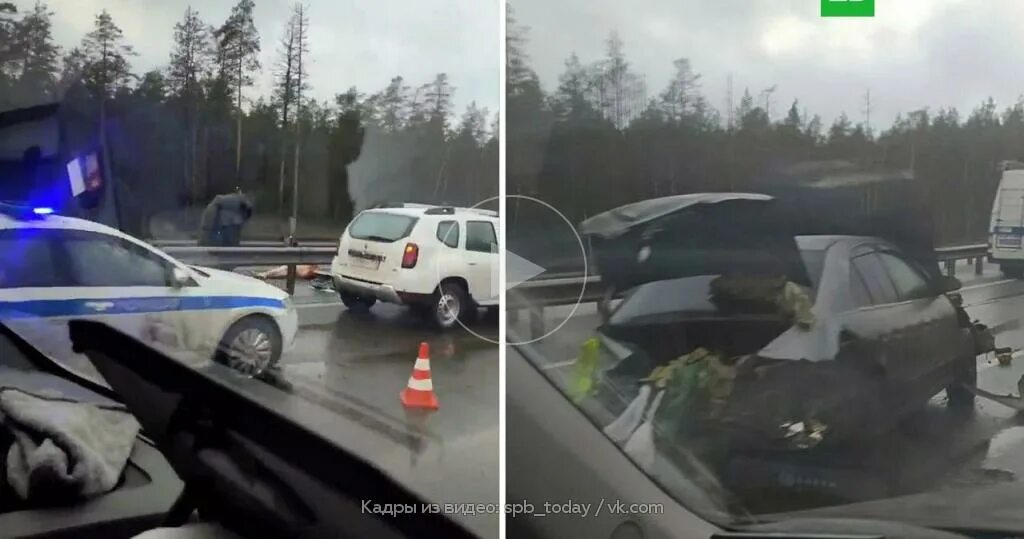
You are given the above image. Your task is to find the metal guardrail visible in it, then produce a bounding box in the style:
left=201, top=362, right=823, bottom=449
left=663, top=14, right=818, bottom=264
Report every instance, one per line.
left=152, top=239, right=337, bottom=248
left=160, top=245, right=337, bottom=294
left=935, top=243, right=988, bottom=277
left=152, top=240, right=989, bottom=313
left=161, top=246, right=337, bottom=267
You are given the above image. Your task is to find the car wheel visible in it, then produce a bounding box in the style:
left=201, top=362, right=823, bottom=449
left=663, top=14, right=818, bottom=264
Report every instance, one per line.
left=1002, top=264, right=1024, bottom=279
left=339, top=291, right=376, bottom=312
left=433, top=282, right=468, bottom=330
left=217, top=316, right=282, bottom=377
left=947, top=353, right=977, bottom=409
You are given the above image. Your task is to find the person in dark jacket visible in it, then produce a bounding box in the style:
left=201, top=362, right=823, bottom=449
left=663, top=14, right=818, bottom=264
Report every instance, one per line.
left=199, top=187, right=253, bottom=247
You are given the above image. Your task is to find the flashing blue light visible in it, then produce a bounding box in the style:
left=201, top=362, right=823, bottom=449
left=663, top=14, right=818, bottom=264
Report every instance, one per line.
left=32, top=207, right=54, bottom=215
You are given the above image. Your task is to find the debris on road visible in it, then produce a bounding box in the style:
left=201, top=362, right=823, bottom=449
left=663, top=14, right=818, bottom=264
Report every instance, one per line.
left=967, top=374, right=1024, bottom=411
left=998, top=348, right=1014, bottom=367
left=256, top=264, right=320, bottom=280
left=309, top=275, right=335, bottom=292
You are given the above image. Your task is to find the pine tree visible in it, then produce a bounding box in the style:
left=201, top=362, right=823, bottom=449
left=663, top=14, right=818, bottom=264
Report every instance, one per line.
left=288, top=2, right=310, bottom=237
left=554, top=53, right=593, bottom=120
left=168, top=6, right=213, bottom=202
left=424, top=73, right=453, bottom=128
left=13, top=2, right=60, bottom=102
left=0, top=2, right=18, bottom=87
left=80, top=9, right=136, bottom=99
left=660, top=57, right=701, bottom=123
left=215, top=0, right=261, bottom=180
left=373, top=76, right=410, bottom=132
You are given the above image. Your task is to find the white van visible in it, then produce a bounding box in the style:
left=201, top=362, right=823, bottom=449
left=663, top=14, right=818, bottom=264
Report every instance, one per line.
left=330, top=204, right=499, bottom=329
left=989, top=162, right=1024, bottom=277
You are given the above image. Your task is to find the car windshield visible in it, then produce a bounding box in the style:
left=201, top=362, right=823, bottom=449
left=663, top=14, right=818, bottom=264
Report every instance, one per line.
left=347, top=212, right=418, bottom=242
left=507, top=0, right=1024, bottom=534
left=0, top=1, right=498, bottom=537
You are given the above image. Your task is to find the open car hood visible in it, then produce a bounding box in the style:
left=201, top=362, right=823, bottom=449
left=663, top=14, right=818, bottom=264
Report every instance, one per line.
left=580, top=163, right=937, bottom=292
left=581, top=193, right=812, bottom=291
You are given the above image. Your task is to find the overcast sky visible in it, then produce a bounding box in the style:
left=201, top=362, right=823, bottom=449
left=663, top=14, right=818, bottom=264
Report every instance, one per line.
left=513, top=0, right=1024, bottom=130
left=42, top=0, right=498, bottom=117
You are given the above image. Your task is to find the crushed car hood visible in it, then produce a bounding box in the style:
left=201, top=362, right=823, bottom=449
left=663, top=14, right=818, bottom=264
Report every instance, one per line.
left=581, top=164, right=939, bottom=292
left=581, top=194, right=813, bottom=292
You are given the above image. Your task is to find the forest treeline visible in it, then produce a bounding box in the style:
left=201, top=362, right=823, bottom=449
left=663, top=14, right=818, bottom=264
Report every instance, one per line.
left=507, top=5, right=1019, bottom=245
left=0, top=1, right=498, bottom=236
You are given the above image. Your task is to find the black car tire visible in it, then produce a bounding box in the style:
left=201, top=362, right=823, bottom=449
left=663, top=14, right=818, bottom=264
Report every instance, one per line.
left=947, top=353, right=977, bottom=409
left=1002, top=264, right=1024, bottom=279
left=339, top=291, right=376, bottom=312
left=432, top=281, right=468, bottom=330
left=215, top=316, right=283, bottom=377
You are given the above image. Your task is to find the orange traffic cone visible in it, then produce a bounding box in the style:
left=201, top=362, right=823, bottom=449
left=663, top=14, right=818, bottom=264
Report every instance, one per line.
left=401, top=342, right=439, bottom=409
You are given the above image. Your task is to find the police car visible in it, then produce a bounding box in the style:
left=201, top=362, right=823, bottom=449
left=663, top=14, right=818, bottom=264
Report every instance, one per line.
left=0, top=202, right=297, bottom=377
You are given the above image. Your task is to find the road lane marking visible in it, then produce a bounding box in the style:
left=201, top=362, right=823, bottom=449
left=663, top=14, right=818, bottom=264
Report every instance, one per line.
left=962, top=278, right=1014, bottom=292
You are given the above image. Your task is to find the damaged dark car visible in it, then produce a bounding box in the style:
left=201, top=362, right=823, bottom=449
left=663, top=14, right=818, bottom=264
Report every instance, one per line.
left=571, top=185, right=991, bottom=492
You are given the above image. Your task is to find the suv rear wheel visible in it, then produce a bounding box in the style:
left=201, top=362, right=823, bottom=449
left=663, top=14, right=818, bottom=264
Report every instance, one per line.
left=339, top=291, right=376, bottom=312
left=433, top=282, right=468, bottom=330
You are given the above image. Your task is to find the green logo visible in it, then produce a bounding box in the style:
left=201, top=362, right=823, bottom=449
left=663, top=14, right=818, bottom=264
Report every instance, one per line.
left=821, top=0, right=874, bottom=17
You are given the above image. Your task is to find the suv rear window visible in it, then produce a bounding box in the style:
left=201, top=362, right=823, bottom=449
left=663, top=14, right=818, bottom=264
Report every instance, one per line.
left=346, top=212, right=418, bottom=242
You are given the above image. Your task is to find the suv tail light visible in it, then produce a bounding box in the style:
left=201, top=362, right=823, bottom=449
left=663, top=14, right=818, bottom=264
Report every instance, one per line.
left=401, top=243, right=419, bottom=268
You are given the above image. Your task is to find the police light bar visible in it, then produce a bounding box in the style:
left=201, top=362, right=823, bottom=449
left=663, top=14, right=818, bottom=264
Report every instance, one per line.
left=0, top=201, right=50, bottom=220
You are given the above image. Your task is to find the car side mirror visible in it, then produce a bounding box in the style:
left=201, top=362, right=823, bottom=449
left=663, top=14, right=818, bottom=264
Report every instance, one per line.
left=170, top=267, right=192, bottom=289
left=938, top=275, right=962, bottom=294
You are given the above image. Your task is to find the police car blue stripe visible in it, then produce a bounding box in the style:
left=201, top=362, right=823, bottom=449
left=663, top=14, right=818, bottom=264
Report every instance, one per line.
left=0, top=296, right=286, bottom=319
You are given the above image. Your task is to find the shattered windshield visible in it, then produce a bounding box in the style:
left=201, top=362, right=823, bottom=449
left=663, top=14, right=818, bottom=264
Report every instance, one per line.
left=507, top=0, right=1024, bottom=533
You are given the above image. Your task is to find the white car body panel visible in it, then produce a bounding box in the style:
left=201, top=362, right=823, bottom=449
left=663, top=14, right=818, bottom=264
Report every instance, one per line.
left=0, top=213, right=297, bottom=378
left=331, top=205, right=499, bottom=307
left=990, top=169, right=1024, bottom=263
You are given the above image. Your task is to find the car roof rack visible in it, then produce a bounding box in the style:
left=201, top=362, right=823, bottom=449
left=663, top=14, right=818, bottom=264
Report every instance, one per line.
left=0, top=200, right=52, bottom=220
left=464, top=208, right=498, bottom=217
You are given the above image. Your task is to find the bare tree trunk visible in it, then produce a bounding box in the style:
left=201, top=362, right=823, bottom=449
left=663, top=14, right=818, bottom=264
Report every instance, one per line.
left=289, top=5, right=307, bottom=237
left=190, top=117, right=198, bottom=204
left=201, top=125, right=210, bottom=200
left=291, top=133, right=300, bottom=236
left=235, top=63, right=243, bottom=184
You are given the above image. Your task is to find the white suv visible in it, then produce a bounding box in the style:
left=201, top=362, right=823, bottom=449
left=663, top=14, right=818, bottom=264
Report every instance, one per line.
left=330, top=204, right=499, bottom=328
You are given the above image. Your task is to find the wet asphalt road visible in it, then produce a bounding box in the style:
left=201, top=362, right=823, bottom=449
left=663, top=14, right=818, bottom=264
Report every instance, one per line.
left=508, top=260, right=1024, bottom=516
left=278, top=299, right=500, bottom=538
